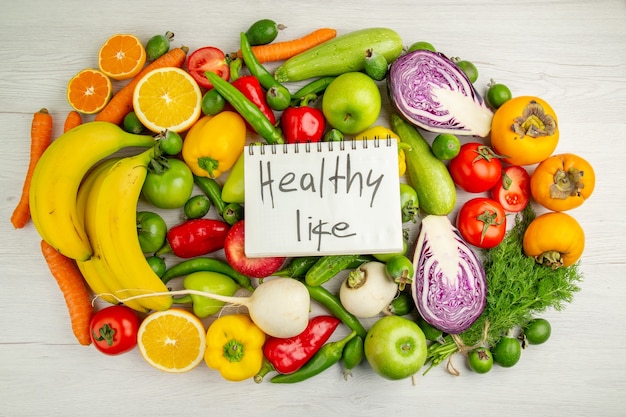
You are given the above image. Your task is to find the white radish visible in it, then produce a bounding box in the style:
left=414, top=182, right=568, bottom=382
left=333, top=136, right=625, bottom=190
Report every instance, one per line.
left=103, top=277, right=310, bottom=338
left=339, top=261, right=399, bottom=319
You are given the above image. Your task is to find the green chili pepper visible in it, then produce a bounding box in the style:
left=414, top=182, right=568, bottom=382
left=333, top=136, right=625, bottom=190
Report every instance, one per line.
left=291, top=76, right=336, bottom=104
left=161, top=257, right=255, bottom=293
left=194, top=175, right=227, bottom=215
left=270, top=330, right=357, bottom=383
left=240, top=32, right=291, bottom=111
left=304, top=283, right=367, bottom=338
left=386, top=290, right=415, bottom=316
left=204, top=71, right=284, bottom=145
left=274, top=256, right=320, bottom=278
left=342, top=335, right=364, bottom=380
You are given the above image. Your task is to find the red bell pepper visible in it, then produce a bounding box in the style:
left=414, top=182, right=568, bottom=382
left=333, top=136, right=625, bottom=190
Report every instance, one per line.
left=263, top=315, right=341, bottom=374
left=280, top=95, right=325, bottom=144
left=159, top=218, right=230, bottom=258
left=229, top=58, right=276, bottom=131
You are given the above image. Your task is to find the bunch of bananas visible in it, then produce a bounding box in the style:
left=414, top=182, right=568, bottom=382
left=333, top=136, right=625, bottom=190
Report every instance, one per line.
left=29, top=121, right=173, bottom=312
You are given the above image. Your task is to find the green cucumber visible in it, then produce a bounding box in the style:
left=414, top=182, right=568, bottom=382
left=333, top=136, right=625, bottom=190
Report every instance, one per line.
left=304, top=254, right=363, bottom=287
left=391, top=114, right=456, bottom=215
left=274, top=28, right=403, bottom=82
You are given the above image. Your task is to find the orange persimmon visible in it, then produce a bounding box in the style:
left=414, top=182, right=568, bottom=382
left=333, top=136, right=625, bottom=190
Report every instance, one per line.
left=522, top=211, right=585, bottom=268
left=530, top=153, right=595, bottom=212
left=490, top=96, right=559, bottom=166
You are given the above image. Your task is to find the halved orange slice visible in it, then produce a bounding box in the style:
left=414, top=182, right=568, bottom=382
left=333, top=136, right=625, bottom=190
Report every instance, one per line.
left=137, top=309, right=206, bottom=373
left=66, top=68, right=112, bottom=114
left=132, top=67, right=202, bottom=132
left=98, top=33, right=146, bottom=81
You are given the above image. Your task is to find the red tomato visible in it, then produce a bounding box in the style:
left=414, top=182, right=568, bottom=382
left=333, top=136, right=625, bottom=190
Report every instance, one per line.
left=456, top=197, right=506, bottom=249
left=89, top=305, right=140, bottom=355
left=448, top=142, right=503, bottom=193
left=490, top=165, right=531, bottom=212
left=186, top=46, right=230, bottom=89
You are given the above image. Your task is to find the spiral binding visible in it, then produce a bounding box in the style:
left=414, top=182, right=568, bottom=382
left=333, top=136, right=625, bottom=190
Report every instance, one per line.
left=247, top=136, right=395, bottom=155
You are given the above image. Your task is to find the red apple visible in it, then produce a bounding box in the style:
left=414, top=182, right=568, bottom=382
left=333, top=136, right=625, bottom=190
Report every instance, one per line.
left=224, top=220, right=286, bottom=278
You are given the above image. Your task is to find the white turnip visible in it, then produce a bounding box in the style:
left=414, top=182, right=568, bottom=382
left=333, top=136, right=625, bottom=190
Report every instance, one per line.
left=339, top=261, right=398, bottom=319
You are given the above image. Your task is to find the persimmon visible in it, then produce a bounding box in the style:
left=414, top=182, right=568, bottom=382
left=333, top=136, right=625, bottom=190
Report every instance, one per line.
left=522, top=212, right=585, bottom=268
left=490, top=96, right=559, bottom=166
left=530, top=153, right=595, bottom=212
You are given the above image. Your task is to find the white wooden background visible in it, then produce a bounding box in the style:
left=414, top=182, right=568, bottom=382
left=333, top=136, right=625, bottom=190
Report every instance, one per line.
left=1, top=1, right=625, bottom=416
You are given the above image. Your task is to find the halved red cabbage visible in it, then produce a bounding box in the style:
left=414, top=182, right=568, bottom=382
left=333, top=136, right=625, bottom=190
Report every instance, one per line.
left=388, top=50, right=493, bottom=137
left=411, top=215, right=486, bottom=334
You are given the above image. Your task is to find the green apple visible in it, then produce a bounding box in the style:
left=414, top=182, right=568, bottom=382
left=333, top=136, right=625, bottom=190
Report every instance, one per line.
left=364, top=315, right=427, bottom=380
left=321, top=72, right=381, bottom=135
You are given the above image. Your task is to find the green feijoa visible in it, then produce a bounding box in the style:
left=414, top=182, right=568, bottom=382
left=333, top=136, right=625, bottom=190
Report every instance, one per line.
left=201, top=89, right=225, bottom=116
left=408, top=41, right=436, bottom=52
left=486, top=80, right=513, bottom=110
left=364, top=48, right=388, bottom=81
left=145, top=31, right=174, bottom=61
left=416, top=314, right=443, bottom=342
left=492, top=336, right=521, bottom=368
left=184, top=195, right=211, bottom=219
left=455, top=59, right=479, bottom=83
left=123, top=111, right=145, bottom=134
left=467, top=347, right=493, bottom=374
left=245, top=19, right=284, bottom=46
left=524, top=318, right=551, bottom=345
left=146, top=255, right=167, bottom=278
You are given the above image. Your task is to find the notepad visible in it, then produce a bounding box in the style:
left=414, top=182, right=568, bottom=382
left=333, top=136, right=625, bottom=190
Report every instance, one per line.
left=243, top=139, right=403, bottom=257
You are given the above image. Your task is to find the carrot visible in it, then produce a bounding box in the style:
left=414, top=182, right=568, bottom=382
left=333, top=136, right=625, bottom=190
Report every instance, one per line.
left=95, top=46, right=189, bottom=125
left=234, top=28, right=337, bottom=63
left=63, top=110, right=82, bottom=132
left=10, top=108, right=53, bottom=229
left=40, top=240, right=93, bottom=346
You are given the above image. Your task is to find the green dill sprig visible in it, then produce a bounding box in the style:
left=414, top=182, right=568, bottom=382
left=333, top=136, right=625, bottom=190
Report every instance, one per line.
left=424, top=205, right=584, bottom=373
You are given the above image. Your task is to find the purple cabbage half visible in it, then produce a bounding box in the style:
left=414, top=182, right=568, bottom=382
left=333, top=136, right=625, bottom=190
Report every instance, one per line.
left=387, top=50, right=493, bottom=137
left=411, top=215, right=486, bottom=334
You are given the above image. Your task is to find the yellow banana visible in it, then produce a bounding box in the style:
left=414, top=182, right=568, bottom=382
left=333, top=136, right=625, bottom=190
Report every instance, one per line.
left=77, top=157, right=149, bottom=312
left=29, top=121, right=155, bottom=261
left=93, top=148, right=172, bottom=312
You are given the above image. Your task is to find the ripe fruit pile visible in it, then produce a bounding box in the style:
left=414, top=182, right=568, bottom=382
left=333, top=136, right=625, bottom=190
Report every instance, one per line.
left=20, top=21, right=594, bottom=383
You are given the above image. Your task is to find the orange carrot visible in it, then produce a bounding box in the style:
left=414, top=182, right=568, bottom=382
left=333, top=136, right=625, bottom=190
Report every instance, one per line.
left=63, top=110, right=82, bottom=132
left=95, top=46, right=189, bottom=125
left=10, top=108, right=53, bottom=229
left=40, top=240, right=93, bottom=346
left=235, top=28, right=337, bottom=63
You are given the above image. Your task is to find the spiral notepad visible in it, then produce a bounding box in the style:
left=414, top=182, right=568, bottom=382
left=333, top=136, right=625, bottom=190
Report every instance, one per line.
left=243, top=139, right=403, bottom=257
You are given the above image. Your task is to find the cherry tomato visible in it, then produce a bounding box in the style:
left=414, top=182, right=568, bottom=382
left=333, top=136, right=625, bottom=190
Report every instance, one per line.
left=142, top=158, right=194, bottom=209
left=448, top=142, right=503, bottom=193
left=90, top=305, right=140, bottom=355
left=457, top=197, right=506, bottom=249
left=187, top=46, right=230, bottom=90
left=137, top=211, right=167, bottom=253
left=490, top=165, right=531, bottom=212
left=467, top=347, right=493, bottom=374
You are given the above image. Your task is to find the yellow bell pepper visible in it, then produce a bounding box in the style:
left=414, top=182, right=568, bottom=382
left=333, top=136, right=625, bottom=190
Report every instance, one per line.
left=204, top=314, right=266, bottom=382
left=182, top=111, right=247, bottom=179
left=354, top=125, right=407, bottom=177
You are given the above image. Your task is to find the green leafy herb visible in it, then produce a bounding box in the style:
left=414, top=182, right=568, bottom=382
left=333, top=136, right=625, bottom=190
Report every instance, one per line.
left=425, top=205, right=583, bottom=374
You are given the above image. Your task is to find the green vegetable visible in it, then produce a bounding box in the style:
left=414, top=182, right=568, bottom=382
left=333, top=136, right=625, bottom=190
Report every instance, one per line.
left=204, top=71, right=284, bottom=145
left=194, top=175, right=243, bottom=225
left=160, top=256, right=255, bottom=293
left=240, top=32, right=290, bottom=111
left=342, top=335, right=364, bottom=380
left=364, top=48, right=388, bottom=81
left=274, top=256, right=320, bottom=278
left=391, top=114, right=456, bottom=215
left=270, top=331, right=357, bottom=383
left=386, top=291, right=415, bottom=316
left=304, top=283, right=367, bottom=339
left=424, top=205, right=583, bottom=374
left=305, top=254, right=363, bottom=287
left=221, top=152, right=245, bottom=204
left=146, top=255, right=166, bottom=278
left=245, top=19, right=284, bottom=46
left=221, top=202, right=244, bottom=226
left=184, top=195, right=211, bottom=219
left=416, top=314, right=444, bottom=342
left=290, top=76, right=336, bottom=104
left=175, top=271, right=240, bottom=318
left=274, top=27, right=403, bottom=82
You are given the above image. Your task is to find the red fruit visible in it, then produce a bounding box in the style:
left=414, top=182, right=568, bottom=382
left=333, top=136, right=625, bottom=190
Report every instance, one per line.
left=224, top=220, right=286, bottom=278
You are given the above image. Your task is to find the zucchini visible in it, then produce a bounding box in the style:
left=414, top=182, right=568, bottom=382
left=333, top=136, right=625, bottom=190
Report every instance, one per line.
left=304, top=254, right=363, bottom=287
left=391, top=114, right=456, bottom=215
left=274, top=28, right=403, bottom=82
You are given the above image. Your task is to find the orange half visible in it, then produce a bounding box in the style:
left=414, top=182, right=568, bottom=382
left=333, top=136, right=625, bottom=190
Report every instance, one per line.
left=66, top=68, right=112, bottom=114
left=98, top=33, right=147, bottom=80
left=137, top=309, right=206, bottom=373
